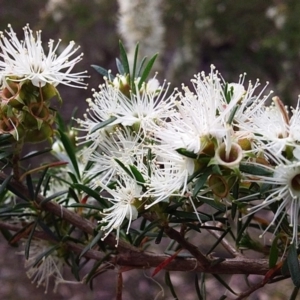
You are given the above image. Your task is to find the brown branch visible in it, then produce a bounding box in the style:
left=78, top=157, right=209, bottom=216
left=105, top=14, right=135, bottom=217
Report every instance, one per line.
left=0, top=172, right=139, bottom=253
left=0, top=220, right=274, bottom=275
left=0, top=173, right=284, bottom=277
left=164, top=224, right=211, bottom=270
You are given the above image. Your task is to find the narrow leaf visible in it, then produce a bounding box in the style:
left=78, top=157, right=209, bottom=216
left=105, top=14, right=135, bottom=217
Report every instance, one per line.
left=74, top=183, right=108, bottom=208
left=114, top=158, right=133, bottom=178
left=25, top=221, right=38, bottom=259
left=287, top=243, right=300, bottom=287
left=40, top=190, right=68, bottom=205
left=26, top=174, right=34, bottom=200
left=91, top=64, right=115, bottom=80
left=90, top=116, right=117, bottom=134
left=195, top=274, right=204, bottom=300
left=35, top=167, right=49, bottom=200
left=136, top=56, right=147, bottom=77
left=240, top=163, right=273, bottom=176
left=165, top=271, right=178, bottom=299
left=0, top=174, right=13, bottom=195
left=129, top=165, right=145, bottom=184
left=131, top=43, right=139, bottom=90
left=80, top=231, right=103, bottom=259
left=206, top=228, right=230, bottom=255
left=269, top=236, right=279, bottom=268
left=119, top=41, right=130, bottom=75
left=116, top=58, right=125, bottom=75
left=137, top=53, right=158, bottom=90
left=20, top=148, right=52, bottom=161
left=193, top=169, right=211, bottom=197
left=58, top=128, right=80, bottom=179
left=212, top=274, right=237, bottom=295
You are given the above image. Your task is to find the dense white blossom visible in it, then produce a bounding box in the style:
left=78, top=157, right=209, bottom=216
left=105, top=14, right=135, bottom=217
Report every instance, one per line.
left=99, top=174, right=143, bottom=245
left=0, top=24, right=87, bottom=88
left=242, top=161, right=300, bottom=245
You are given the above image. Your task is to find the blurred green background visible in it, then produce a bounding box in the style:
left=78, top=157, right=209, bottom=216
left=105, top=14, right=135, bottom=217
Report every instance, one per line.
left=2, top=0, right=300, bottom=108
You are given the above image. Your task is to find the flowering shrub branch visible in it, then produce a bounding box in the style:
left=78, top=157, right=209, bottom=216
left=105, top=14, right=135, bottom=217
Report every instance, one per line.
left=0, top=24, right=300, bottom=299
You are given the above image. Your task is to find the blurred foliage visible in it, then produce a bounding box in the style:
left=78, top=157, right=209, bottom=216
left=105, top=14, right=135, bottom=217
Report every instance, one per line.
left=1, top=0, right=300, bottom=104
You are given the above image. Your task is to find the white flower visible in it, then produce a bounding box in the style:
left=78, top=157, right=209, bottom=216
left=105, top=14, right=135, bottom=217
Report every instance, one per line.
left=242, top=161, right=300, bottom=245
left=0, top=24, right=88, bottom=88
left=23, top=240, right=65, bottom=293
left=154, top=67, right=240, bottom=154
left=143, top=146, right=195, bottom=208
left=83, top=127, right=146, bottom=187
left=116, top=79, right=174, bottom=133
left=76, top=77, right=175, bottom=143
left=99, top=175, right=143, bottom=245
left=231, top=77, right=272, bottom=125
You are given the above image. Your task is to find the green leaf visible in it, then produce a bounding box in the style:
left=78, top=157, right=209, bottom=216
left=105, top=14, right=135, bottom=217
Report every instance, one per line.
left=25, top=221, right=38, bottom=259
left=80, top=231, right=103, bottom=259
left=0, top=228, right=18, bottom=247
left=155, top=227, right=165, bottom=244
left=133, top=220, right=159, bottom=247
left=176, top=148, right=198, bottom=159
left=168, top=210, right=211, bottom=222
left=131, top=43, right=139, bottom=90
left=90, top=116, right=118, bottom=134
left=287, top=243, right=300, bottom=287
left=227, top=105, right=239, bottom=125
left=37, top=219, right=59, bottom=241
left=239, top=163, right=273, bottom=176
left=40, top=190, right=68, bottom=205
left=56, top=113, right=67, bottom=132
left=119, top=40, right=130, bottom=76
left=0, top=174, right=13, bottom=195
left=91, top=64, right=115, bottom=80
left=289, top=286, right=300, bottom=300
left=0, top=133, right=11, bottom=143
left=165, top=271, right=178, bottom=299
left=193, top=169, right=211, bottom=197
left=35, top=167, right=49, bottom=200
left=236, top=215, right=254, bottom=244
left=269, top=236, right=279, bottom=268
left=198, top=197, right=226, bottom=212
left=137, top=53, right=158, bottom=90
left=195, top=274, right=204, bottom=300
left=69, top=251, right=80, bottom=281
left=26, top=174, right=34, bottom=200
left=136, top=56, right=147, bottom=77
left=212, top=274, right=237, bottom=295
left=116, top=58, right=125, bottom=75
left=67, top=203, right=102, bottom=211
left=58, top=128, right=80, bottom=179
left=74, top=183, right=108, bottom=208
left=114, top=158, right=133, bottom=178
left=20, top=148, right=52, bottom=161
left=129, top=165, right=145, bottom=184
left=85, top=252, right=112, bottom=285
left=0, top=151, right=11, bottom=160
left=206, top=228, right=230, bottom=255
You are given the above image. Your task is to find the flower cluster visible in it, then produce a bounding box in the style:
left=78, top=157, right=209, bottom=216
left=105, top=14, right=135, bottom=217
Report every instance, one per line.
left=1, top=23, right=300, bottom=296
left=76, top=61, right=300, bottom=247
left=0, top=24, right=87, bottom=143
